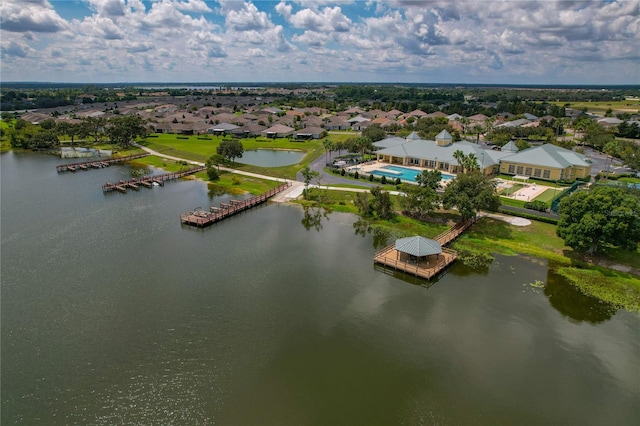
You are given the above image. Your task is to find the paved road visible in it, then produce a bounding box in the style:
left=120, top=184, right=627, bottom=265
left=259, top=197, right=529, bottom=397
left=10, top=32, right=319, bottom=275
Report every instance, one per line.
left=300, top=152, right=381, bottom=188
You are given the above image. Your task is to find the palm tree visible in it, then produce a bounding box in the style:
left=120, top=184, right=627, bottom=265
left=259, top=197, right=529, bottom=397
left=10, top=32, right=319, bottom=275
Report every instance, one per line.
left=456, top=116, right=470, bottom=136
left=453, top=149, right=465, bottom=173
left=322, top=138, right=335, bottom=165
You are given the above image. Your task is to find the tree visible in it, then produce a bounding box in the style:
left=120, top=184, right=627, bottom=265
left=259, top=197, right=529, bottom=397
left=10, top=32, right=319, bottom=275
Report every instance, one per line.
left=56, top=121, right=80, bottom=146
left=300, top=165, right=320, bottom=198
left=78, top=116, right=107, bottom=143
left=415, top=169, right=442, bottom=190
left=217, top=139, right=244, bottom=163
left=106, top=115, right=148, bottom=147
left=351, top=136, right=373, bottom=162
left=205, top=154, right=224, bottom=181
left=370, top=186, right=395, bottom=220
left=361, top=124, right=386, bottom=142
left=557, top=186, right=640, bottom=255
left=456, top=116, right=470, bottom=135
left=442, top=172, right=500, bottom=221
left=401, top=184, right=440, bottom=219
left=452, top=150, right=479, bottom=174
left=322, top=138, right=335, bottom=165
left=206, top=153, right=226, bottom=171
left=28, top=129, right=59, bottom=149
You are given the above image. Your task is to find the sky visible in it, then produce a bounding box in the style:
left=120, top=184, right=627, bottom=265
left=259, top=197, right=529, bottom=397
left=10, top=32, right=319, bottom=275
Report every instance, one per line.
left=1, top=0, right=639, bottom=85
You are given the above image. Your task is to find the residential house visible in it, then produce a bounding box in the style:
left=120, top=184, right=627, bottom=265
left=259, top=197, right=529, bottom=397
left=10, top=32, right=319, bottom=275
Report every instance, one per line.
left=324, top=116, right=350, bottom=131
left=261, top=124, right=295, bottom=138
left=294, top=127, right=326, bottom=140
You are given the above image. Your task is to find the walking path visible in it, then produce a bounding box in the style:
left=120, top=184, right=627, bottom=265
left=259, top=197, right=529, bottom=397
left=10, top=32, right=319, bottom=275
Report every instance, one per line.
left=132, top=143, right=530, bottom=227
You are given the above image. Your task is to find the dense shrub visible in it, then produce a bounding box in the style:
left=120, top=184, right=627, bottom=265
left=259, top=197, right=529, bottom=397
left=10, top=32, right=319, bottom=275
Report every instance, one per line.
left=524, top=200, right=548, bottom=211
left=498, top=208, right=559, bottom=224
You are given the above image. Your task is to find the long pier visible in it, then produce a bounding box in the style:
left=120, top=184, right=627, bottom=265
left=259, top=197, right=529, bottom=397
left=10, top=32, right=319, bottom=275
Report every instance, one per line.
left=102, top=166, right=205, bottom=193
left=373, top=217, right=477, bottom=280
left=180, top=182, right=292, bottom=227
left=56, top=153, right=150, bottom=172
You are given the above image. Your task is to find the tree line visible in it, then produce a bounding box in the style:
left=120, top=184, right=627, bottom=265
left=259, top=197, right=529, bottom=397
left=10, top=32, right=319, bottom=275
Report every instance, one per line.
left=6, top=115, right=148, bottom=150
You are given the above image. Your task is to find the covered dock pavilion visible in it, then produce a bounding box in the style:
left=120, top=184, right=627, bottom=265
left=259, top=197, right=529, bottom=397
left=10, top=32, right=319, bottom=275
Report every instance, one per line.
left=374, top=236, right=457, bottom=280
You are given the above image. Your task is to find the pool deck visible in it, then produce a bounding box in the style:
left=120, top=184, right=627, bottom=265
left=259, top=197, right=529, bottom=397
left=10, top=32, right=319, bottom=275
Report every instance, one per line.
left=348, top=162, right=454, bottom=184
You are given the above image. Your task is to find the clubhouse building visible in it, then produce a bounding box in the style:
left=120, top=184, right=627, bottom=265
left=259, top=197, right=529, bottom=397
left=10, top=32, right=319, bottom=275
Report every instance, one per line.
left=374, top=131, right=591, bottom=181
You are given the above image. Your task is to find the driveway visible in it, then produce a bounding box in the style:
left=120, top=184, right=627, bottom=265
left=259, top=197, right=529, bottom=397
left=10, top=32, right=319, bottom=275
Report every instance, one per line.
left=300, top=152, right=381, bottom=188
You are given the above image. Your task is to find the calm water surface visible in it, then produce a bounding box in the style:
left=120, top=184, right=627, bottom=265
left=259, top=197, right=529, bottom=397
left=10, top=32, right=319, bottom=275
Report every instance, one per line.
left=1, top=152, right=639, bottom=425
left=238, top=149, right=305, bottom=167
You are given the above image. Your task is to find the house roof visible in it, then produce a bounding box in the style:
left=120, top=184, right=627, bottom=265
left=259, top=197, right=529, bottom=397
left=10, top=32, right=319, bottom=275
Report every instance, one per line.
left=408, top=109, right=427, bottom=117
left=502, top=144, right=590, bottom=169
left=209, top=122, right=239, bottom=131
left=348, top=115, right=370, bottom=123
left=395, top=236, right=442, bottom=256
left=501, top=141, right=520, bottom=152
left=294, top=126, right=325, bottom=135
left=375, top=138, right=500, bottom=167
left=497, top=118, right=531, bottom=128
left=262, top=124, right=295, bottom=134
left=435, top=129, right=453, bottom=141
left=469, top=113, right=489, bottom=122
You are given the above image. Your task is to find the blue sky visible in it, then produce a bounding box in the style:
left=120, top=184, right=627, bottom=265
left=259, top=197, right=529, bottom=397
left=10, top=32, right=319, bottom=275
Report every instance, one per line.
left=1, top=0, right=638, bottom=84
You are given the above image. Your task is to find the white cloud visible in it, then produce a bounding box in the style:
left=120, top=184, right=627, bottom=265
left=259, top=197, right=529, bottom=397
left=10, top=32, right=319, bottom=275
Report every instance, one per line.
left=174, top=0, right=212, bottom=13
left=287, top=6, right=352, bottom=32
left=0, top=0, right=637, bottom=84
left=0, top=0, right=68, bottom=33
left=225, top=2, right=273, bottom=31
left=1, top=40, right=34, bottom=58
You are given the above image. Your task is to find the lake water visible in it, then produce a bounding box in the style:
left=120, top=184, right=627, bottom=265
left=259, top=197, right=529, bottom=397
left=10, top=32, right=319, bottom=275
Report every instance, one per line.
left=238, top=149, right=305, bottom=167
left=1, top=152, right=639, bottom=425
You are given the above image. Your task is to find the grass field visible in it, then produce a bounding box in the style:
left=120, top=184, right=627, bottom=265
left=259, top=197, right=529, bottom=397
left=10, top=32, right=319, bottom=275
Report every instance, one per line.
left=533, top=188, right=561, bottom=203
left=547, top=100, right=640, bottom=115
left=498, top=183, right=524, bottom=196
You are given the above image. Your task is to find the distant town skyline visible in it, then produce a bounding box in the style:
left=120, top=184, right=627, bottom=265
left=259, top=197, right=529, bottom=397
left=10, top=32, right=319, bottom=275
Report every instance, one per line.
left=1, top=0, right=639, bottom=85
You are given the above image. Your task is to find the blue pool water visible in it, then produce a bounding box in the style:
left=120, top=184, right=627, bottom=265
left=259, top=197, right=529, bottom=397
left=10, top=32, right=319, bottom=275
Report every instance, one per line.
left=371, top=165, right=455, bottom=182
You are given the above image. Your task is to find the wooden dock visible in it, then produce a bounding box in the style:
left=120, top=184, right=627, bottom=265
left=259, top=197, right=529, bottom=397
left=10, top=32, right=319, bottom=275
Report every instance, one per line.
left=180, top=182, right=292, bottom=227
left=102, top=166, right=205, bottom=193
left=56, top=153, right=150, bottom=172
left=373, top=217, right=477, bottom=280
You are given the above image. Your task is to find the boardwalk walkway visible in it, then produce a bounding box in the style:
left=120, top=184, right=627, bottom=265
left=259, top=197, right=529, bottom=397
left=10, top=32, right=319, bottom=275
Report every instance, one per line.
left=373, top=218, right=476, bottom=280
left=102, top=166, right=205, bottom=193
left=56, top=153, right=149, bottom=172
left=180, top=182, right=292, bottom=227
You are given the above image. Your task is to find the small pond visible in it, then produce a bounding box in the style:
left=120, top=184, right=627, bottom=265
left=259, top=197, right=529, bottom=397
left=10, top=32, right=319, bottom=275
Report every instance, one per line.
left=238, top=149, right=305, bottom=167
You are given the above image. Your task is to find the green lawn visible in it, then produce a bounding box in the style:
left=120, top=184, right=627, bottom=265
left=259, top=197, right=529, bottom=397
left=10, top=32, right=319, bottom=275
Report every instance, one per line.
left=619, top=177, right=640, bottom=184
left=498, top=183, right=524, bottom=196
left=141, top=133, right=327, bottom=179
left=533, top=188, right=561, bottom=203
left=546, top=100, right=640, bottom=115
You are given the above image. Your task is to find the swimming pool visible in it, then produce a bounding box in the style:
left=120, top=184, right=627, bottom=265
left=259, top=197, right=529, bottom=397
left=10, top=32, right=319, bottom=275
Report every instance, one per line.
left=371, top=165, right=455, bottom=182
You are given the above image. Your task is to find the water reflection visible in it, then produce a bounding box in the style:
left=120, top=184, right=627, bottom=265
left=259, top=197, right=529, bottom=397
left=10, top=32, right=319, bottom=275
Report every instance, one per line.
left=207, top=182, right=227, bottom=199
left=301, top=206, right=328, bottom=232
left=352, top=218, right=393, bottom=249
left=544, top=267, right=617, bottom=323
left=372, top=264, right=436, bottom=288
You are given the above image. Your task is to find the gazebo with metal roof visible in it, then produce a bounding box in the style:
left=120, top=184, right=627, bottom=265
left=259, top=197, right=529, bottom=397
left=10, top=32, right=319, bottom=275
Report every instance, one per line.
left=394, top=236, right=442, bottom=264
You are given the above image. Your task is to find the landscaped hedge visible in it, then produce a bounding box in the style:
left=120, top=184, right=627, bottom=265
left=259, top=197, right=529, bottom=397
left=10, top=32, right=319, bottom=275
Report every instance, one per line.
left=498, top=207, right=559, bottom=225
left=524, top=200, right=548, bottom=211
